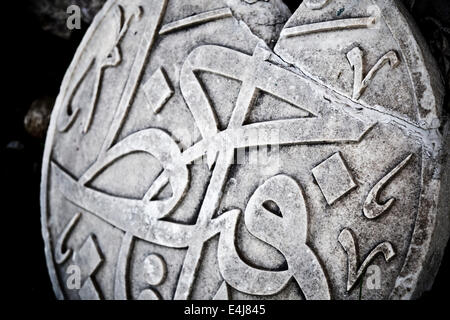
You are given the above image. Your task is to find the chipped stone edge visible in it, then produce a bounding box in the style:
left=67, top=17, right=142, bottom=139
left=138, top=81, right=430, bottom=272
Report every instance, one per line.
left=40, top=0, right=120, bottom=300
left=390, top=122, right=450, bottom=299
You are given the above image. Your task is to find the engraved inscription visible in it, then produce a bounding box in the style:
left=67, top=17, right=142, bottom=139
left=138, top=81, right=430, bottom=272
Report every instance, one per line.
left=364, top=154, right=413, bottom=219
left=347, top=47, right=400, bottom=100
left=42, top=0, right=445, bottom=301
left=74, top=235, right=104, bottom=300
left=159, top=8, right=233, bottom=35
left=213, top=282, right=230, bottom=300
left=218, top=175, right=331, bottom=300
left=114, top=232, right=134, bottom=300
left=55, top=212, right=81, bottom=265
left=143, top=67, right=174, bottom=114
left=338, top=228, right=395, bottom=292
left=51, top=44, right=373, bottom=300
left=174, top=45, right=373, bottom=299
left=138, top=254, right=167, bottom=300
left=58, top=5, right=143, bottom=133
left=280, top=17, right=376, bottom=39
left=312, top=152, right=357, bottom=205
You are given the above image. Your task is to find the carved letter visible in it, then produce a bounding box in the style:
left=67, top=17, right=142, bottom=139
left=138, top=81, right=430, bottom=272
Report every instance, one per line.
left=364, top=154, right=413, bottom=219
left=338, top=228, right=395, bottom=292
left=218, top=175, right=331, bottom=300
left=347, top=47, right=400, bottom=100
left=55, top=212, right=81, bottom=264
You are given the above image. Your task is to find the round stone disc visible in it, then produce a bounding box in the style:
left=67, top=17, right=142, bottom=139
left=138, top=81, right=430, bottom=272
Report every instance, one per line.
left=41, top=0, right=449, bottom=300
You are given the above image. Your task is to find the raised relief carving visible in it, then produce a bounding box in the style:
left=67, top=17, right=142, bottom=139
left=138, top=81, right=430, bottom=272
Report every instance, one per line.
left=138, top=289, right=160, bottom=300
left=98, top=0, right=168, bottom=156
left=280, top=16, right=376, bottom=39
left=55, top=212, right=81, bottom=265
left=42, top=0, right=447, bottom=302
left=218, top=175, right=331, bottom=299
left=213, top=282, right=230, bottom=300
left=143, top=67, right=174, bottom=114
left=174, top=45, right=372, bottom=299
left=52, top=45, right=372, bottom=300
left=73, top=235, right=104, bottom=300
left=114, top=232, right=134, bottom=300
left=159, top=8, right=233, bottom=35
left=58, top=5, right=143, bottom=133
left=363, top=154, right=413, bottom=219
left=347, top=47, right=400, bottom=100
left=82, top=5, right=143, bottom=134
left=137, top=254, right=167, bottom=300
left=338, top=228, right=395, bottom=292
left=143, top=254, right=167, bottom=286
left=312, top=152, right=357, bottom=205
left=78, top=128, right=190, bottom=220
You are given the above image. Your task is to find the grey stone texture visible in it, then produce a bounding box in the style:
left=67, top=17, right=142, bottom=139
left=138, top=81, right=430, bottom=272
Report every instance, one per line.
left=41, top=0, right=449, bottom=300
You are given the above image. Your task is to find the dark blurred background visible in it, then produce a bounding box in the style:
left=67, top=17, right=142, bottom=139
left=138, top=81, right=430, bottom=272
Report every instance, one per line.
left=3, top=0, right=448, bottom=300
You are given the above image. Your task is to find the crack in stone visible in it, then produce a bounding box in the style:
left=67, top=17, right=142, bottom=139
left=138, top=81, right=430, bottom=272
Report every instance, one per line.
left=228, top=14, right=445, bottom=157
left=268, top=49, right=445, bottom=156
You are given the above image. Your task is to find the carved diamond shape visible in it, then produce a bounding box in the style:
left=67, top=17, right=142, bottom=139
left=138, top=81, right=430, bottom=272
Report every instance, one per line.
left=73, top=235, right=103, bottom=300
left=78, top=277, right=101, bottom=300
left=143, top=67, right=174, bottom=114
left=74, top=235, right=103, bottom=277
left=312, top=152, right=357, bottom=205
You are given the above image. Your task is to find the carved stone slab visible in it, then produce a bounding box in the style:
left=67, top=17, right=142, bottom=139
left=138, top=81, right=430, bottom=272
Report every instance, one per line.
left=41, top=0, right=449, bottom=300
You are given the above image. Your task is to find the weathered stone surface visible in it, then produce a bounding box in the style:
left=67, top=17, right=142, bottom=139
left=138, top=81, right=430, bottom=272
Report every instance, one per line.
left=41, top=0, right=448, bottom=300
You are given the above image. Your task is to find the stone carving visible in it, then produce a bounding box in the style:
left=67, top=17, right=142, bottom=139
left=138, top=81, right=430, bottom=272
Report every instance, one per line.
left=143, top=254, right=167, bottom=286
left=57, top=5, right=143, bottom=133
left=174, top=44, right=371, bottom=299
left=280, top=16, right=376, bottom=38
left=347, top=47, right=400, bottom=100
left=114, top=232, right=133, bottom=300
left=338, top=228, right=395, bottom=292
left=363, top=154, right=413, bottom=219
left=213, top=282, right=230, bottom=300
left=159, top=8, right=233, bottom=35
left=55, top=212, right=81, bottom=265
left=138, top=289, right=160, bottom=300
left=143, top=67, right=174, bottom=114
left=73, top=235, right=104, bottom=300
left=218, top=175, right=331, bottom=299
left=312, top=152, right=357, bottom=205
left=137, top=254, right=167, bottom=300
left=98, top=0, right=168, bottom=157
left=275, top=0, right=444, bottom=127
left=41, top=0, right=448, bottom=300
